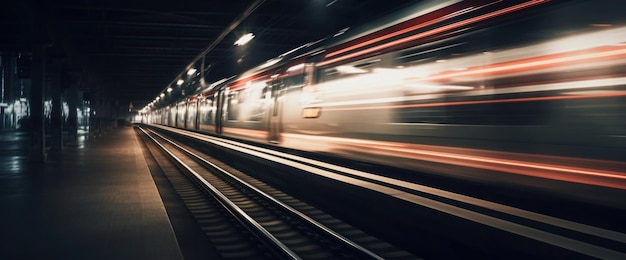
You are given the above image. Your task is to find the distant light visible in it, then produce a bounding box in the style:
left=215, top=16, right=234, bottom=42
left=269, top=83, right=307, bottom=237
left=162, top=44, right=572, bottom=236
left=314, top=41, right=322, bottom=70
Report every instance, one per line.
left=160, top=93, right=165, bottom=98
left=187, top=68, right=197, bottom=76
left=156, top=96, right=160, bottom=101
left=167, top=87, right=173, bottom=92
left=177, top=79, right=184, bottom=86
left=234, top=33, right=255, bottom=46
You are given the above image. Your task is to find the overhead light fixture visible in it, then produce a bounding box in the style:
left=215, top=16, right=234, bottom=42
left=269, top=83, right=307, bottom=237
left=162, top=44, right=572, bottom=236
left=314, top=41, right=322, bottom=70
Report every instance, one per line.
left=160, top=93, right=165, bottom=98
left=187, top=68, right=197, bottom=76
left=234, top=33, right=255, bottom=46
left=177, top=79, right=184, bottom=86
left=167, top=87, right=173, bottom=92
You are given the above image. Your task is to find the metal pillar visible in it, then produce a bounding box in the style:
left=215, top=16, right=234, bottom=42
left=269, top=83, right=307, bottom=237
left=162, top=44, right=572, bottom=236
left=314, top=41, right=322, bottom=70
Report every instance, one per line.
left=66, top=84, right=78, bottom=145
left=50, top=58, right=63, bottom=151
left=30, top=45, right=46, bottom=162
left=1, top=54, right=16, bottom=129
left=1, top=54, right=5, bottom=129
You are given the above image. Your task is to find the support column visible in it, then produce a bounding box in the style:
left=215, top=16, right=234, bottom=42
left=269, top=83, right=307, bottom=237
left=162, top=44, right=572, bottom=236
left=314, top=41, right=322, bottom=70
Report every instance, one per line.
left=1, top=54, right=6, bottom=129
left=30, top=45, right=46, bottom=162
left=66, top=83, right=78, bottom=146
left=2, top=54, right=16, bottom=129
left=50, top=59, right=64, bottom=152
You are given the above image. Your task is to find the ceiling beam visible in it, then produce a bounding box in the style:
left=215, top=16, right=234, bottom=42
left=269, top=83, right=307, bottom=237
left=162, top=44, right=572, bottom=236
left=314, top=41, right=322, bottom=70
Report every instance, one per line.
left=59, top=20, right=225, bottom=30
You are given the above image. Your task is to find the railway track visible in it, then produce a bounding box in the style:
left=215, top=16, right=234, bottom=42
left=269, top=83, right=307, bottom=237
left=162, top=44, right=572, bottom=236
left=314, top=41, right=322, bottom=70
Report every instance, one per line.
left=137, top=124, right=626, bottom=259
left=136, top=126, right=417, bottom=259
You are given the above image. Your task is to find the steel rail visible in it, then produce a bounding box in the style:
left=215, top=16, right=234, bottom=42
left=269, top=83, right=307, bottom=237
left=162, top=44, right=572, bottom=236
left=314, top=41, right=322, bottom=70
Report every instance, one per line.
left=146, top=127, right=385, bottom=260
left=138, top=126, right=300, bottom=260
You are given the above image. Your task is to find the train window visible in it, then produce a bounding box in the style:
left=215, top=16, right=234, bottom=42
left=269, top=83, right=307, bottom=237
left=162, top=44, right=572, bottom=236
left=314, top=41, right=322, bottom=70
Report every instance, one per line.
left=199, top=98, right=214, bottom=127
left=282, top=74, right=305, bottom=89
left=242, top=82, right=265, bottom=122
left=176, top=103, right=186, bottom=127
left=169, top=106, right=176, bottom=126
left=225, top=81, right=266, bottom=122
left=226, top=91, right=239, bottom=121
left=186, top=102, right=197, bottom=128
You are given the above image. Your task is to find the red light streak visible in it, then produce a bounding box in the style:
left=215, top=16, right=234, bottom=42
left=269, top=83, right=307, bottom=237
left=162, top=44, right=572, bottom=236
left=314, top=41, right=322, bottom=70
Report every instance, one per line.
left=320, top=0, right=549, bottom=67
left=324, top=0, right=500, bottom=58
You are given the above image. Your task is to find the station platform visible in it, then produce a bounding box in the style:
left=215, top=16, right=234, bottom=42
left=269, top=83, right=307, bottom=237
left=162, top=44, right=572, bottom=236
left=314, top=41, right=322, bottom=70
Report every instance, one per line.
left=0, top=126, right=183, bottom=260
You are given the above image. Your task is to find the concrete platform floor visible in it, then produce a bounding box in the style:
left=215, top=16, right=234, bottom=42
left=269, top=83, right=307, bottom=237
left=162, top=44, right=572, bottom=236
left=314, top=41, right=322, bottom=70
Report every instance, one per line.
left=0, top=126, right=182, bottom=259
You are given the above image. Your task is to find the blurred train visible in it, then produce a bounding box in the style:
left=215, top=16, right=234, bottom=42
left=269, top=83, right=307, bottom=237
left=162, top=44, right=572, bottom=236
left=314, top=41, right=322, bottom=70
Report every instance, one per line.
left=144, top=0, right=626, bottom=189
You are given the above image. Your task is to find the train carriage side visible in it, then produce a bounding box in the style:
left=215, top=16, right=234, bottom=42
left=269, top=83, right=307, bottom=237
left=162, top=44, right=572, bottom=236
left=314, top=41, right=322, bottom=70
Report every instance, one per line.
left=273, top=0, right=626, bottom=163
left=196, top=77, right=232, bottom=134
left=219, top=71, right=274, bottom=143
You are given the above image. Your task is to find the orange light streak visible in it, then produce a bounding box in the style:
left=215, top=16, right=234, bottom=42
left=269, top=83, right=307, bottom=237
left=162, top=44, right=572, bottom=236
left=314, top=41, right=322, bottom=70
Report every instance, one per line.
left=322, top=90, right=626, bottom=112
left=430, top=45, right=626, bottom=81
left=283, top=133, right=626, bottom=189
left=369, top=144, right=626, bottom=189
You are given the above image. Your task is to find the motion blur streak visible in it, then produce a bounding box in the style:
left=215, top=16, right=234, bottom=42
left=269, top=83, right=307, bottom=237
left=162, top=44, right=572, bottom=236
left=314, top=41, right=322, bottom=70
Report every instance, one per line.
left=283, top=133, right=626, bottom=189
left=324, top=0, right=482, bottom=58
left=359, top=142, right=626, bottom=189
left=320, top=0, right=549, bottom=66
left=322, top=91, right=626, bottom=111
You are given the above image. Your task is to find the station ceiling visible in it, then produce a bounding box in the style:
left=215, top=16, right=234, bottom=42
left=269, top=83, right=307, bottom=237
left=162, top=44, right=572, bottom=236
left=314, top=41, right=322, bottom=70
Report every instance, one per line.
left=2, top=0, right=420, bottom=110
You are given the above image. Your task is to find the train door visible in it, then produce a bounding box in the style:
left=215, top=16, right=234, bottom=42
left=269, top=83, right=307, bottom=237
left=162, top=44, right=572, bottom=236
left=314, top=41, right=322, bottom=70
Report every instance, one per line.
left=215, top=90, right=225, bottom=134
left=268, top=79, right=284, bottom=143
left=183, top=102, right=188, bottom=129
left=195, top=99, right=200, bottom=130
